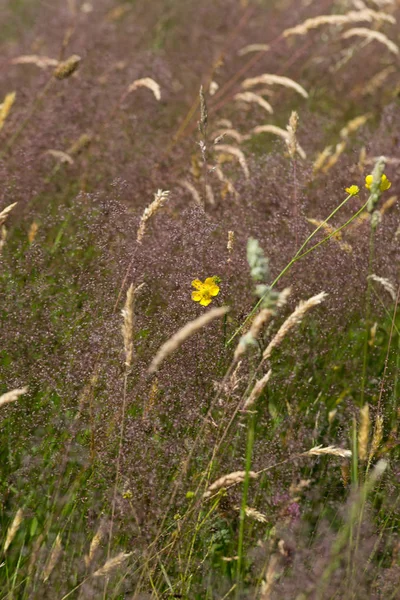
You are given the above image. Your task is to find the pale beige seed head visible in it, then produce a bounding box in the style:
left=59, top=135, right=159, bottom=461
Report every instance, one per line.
left=368, top=274, right=397, bottom=301
left=306, top=445, right=352, bottom=458
left=85, top=519, right=107, bottom=568
left=214, top=144, right=249, bottom=179
left=121, top=283, right=144, bottom=367
left=179, top=180, right=203, bottom=207
left=243, top=370, right=272, bottom=410
left=92, top=552, right=132, bottom=577
left=342, top=28, right=399, bottom=55
left=263, top=292, right=327, bottom=362
left=11, top=55, right=59, bottom=69
left=242, top=73, right=308, bottom=98
left=286, top=110, right=299, bottom=159
left=0, top=92, right=16, bottom=132
left=227, top=230, right=235, bottom=255
left=313, top=146, right=332, bottom=174
left=137, top=189, right=170, bottom=244
left=358, top=404, right=370, bottom=461
left=0, top=387, right=28, bottom=408
left=0, top=202, right=18, bottom=227
left=369, top=414, right=383, bottom=461
left=4, top=508, right=23, bottom=552
left=203, top=470, right=258, bottom=498
left=149, top=306, right=229, bottom=374
left=42, top=534, right=63, bottom=582
left=67, top=132, right=92, bottom=156
left=234, top=91, right=273, bottom=114
left=128, top=77, right=161, bottom=101
left=237, top=43, right=270, bottom=56
left=53, top=55, right=81, bottom=80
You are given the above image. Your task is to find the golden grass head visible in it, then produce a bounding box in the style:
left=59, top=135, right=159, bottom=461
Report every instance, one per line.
left=53, top=54, right=81, bottom=80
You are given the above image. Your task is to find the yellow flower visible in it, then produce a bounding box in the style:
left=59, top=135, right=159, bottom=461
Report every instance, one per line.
left=345, top=185, right=359, bottom=196
left=365, top=173, right=391, bottom=191
left=191, top=276, right=220, bottom=307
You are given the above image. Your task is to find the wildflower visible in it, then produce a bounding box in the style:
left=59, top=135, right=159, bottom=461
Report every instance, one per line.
left=365, top=173, right=391, bottom=191
left=191, top=277, right=220, bottom=306
left=345, top=185, right=359, bottom=196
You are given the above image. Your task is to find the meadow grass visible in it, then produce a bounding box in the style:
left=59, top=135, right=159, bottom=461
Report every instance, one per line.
left=0, top=0, right=399, bottom=598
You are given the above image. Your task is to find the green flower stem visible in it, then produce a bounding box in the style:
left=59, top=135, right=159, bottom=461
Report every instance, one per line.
left=227, top=196, right=366, bottom=347
left=236, top=411, right=256, bottom=591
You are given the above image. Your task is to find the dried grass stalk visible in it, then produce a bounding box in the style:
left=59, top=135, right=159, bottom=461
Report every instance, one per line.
left=137, top=189, right=170, bottom=243
left=234, top=92, right=273, bottom=114
left=213, top=166, right=239, bottom=199
left=11, top=55, right=58, bottom=69
left=361, top=65, right=395, bottom=96
left=213, top=128, right=244, bottom=143
left=240, top=506, right=268, bottom=523
left=369, top=414, right=383, bottom=461
left=214, top=144, right=249, bottom=179
left=122, top=283, right=144, bottom=367
left=322, top=141, right=347, bottom=172
left=128, top=77, right=161, bottom=101
left=250, top=125, right=306, bottom=159
left=305, top=217, right=352, bottom=253
left=149, top=306, right=229, bottom=374
left=0, top=92, right=16, bottom=132
left=85, top=519, right=107, bottom=568
left=242, top=74, right=308, bottom=98
left=339, top=114, right=371, bottom=139
left=260, top=554, right=281, bottom=600
left=179, top=180, right=203, bottom=207
left=68, top=132, right=92, bottom=156
left=358, top=404, right=370, bottom=461
left=263, top=292, right=327, bottom=362
left=368, top=275, right=397, bottom=301
left=283, top=9, right=395, bottom=38
left=243, top=370, right=272, bottom=410
left=227, top=230, right=235, bottom=256
left=203, top=470, right=258, bottom=498
left=313, top=146, right=332, bottom=174
left=92, top=551, right=132, bottom=577
left=238, top=43, right=270, bottom=56
left=307, top=445, right=352, bottom=458
left=0, top=386, right=28, bottom=408
left=205, top=184, right=215, bottom=206
left=45, top=149, right=74, bottom=165
left=234, top=310, right=273, bottom=361
left=42, top=534, right=63, bottom=582
left=342, top=28, right=399, bottom=55
left=53, top=55, right=81, bottom=79
left=4, top=508, right=23, bottom=552
left=0, top=202, right=18, bottom=227
left=286, top=110, right=299, bottom=159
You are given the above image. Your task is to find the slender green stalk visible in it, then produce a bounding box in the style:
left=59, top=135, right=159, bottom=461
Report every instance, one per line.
left=360, top=223, right=375, bottom=406
left=236, top=411, right=256, bottom=591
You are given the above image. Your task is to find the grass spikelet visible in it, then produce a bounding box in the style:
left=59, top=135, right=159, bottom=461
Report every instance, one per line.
left=0, top=92, right=16, bottom=132
left=369, top=415, right=383, bottom=461
left=339, top=114, right=371, bottom=139
left=213, top=128, right=244, bottom=143
left=92, top=551, right=132, bottom=577
left=242, top=74, right=308, bottom=98
left=45, top=149, right=74, bottom=165
left=306, top=445, right=352, bottom=458
left=203, top=470, right=259, bottom=499
left=313, top=145, right=332, bottom=174
left=361, top=65, right=395, bottom=96
left=67, top=132, right=92, bottom=156
left=321, top=140, right=347, bottom=172
left=227, top=230, right=235, bottom=258
left=250, top=125, right=306, bottom=159
left=128, top=77, right=161, bottom=101
left=368, top=274, right=397, bottom=301
left=213, top=166, right=239, bottom=199
left=305, top=217, right=352, bottom=253
left=358, top=404, right=370, bottom=461
left=179, top=180, right=203, bottom=207
left=122, top=283, right=144, bottom=368
left=4, top=508, right=23, bottom=552
left=205, top=183, right=215, bottom=206
left=342, top=28, right=399, bottom=55
left=234, top=92, right=273, bottom=114
left=237, top=43, right=270, bottom=56
left=282, top=10, right=395, bottom=38
left=262, top=292, right=327, bottom=363
left=0, top=387, right=28, bottom=408
left=234, top=310, right=272, bottom=361
left=149, top=306, right=229, bottom=374
left=214, top=144, right=250, bottom=179
left=85, top=519, right=107, bottom=568
left=241, top=506, right=268, bottom=523
left=11, top=55, right=58, bottom=69
left=137, top=189, right=170, bottom=244
left=42, top=534, right=62, bottom=582
left=0, top=202, right=18, bottom=227
left=243, top=370, right=272, bottom=410
left=286, top=110, right=299, bottom=159
left=53, top=55, right=81, bottom=80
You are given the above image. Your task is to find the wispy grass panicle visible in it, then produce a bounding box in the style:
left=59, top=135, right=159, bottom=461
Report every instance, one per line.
left=358, top=404, right=370, bottom=461
left=53, top=55, right=81, bottom=80
left=121, top=283, right=144, bottom=368
left=137, top=189, right=170, bottom=244
left=4, top=508, right=23, bottom=552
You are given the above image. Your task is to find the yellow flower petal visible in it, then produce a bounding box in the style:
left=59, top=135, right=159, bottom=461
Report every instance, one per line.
left=208, top=284, right=220, bottom=297
left=192, top=291, right=202, bottom=302
left=380, top=174, right=391, bottom=191
left=200, top=297, right=212, bottom=306
left=345, top=185, right=359, bottom=196
left=204, top=277, right=217, bottom=286
left=191, top=279, right=203, bottom=290
left=365, top=174, right=373, bottom=190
